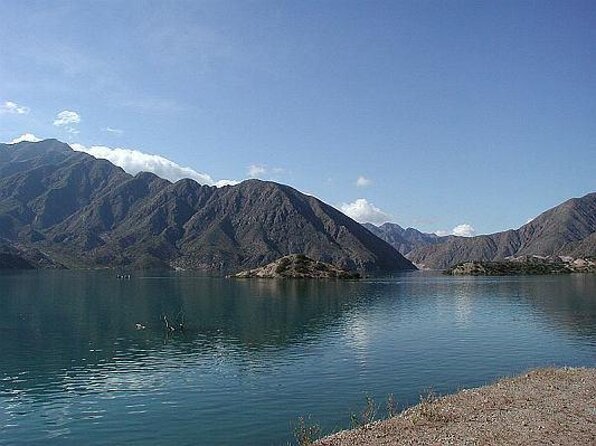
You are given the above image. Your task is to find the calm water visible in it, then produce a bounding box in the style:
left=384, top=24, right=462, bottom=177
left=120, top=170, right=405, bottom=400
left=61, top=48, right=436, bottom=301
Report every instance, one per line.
left=0, top=271, right=594, bottom=445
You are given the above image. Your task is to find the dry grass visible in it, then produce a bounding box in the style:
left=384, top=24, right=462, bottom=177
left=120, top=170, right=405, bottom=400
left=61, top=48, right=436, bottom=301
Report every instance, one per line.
left=294, top=416, right=322, bottom=446
left=350, top=395, right=380, bottom=429
left=316, top=367, right=596, bottom=446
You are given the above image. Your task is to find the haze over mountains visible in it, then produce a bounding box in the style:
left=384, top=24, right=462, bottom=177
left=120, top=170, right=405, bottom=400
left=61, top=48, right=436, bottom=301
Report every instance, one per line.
left=0, top=140, right=414, bottom=273
left=363, top=223, right=444, bottom=256
left=365, top=194, right=596, bottom=269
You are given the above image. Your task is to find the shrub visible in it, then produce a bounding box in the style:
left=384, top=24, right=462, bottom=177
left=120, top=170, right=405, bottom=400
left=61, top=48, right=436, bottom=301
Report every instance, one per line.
left=350, top=395, right=378, bottom=428
left=386, top=393, right=398, bottom=418
left=293, top=416, right=321, bottom=446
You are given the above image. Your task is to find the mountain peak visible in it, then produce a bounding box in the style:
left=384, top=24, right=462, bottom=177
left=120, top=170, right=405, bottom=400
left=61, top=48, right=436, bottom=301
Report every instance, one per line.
left=406, top=192, right=596, bottom=269
left=0, top=138, right=415, bottom=274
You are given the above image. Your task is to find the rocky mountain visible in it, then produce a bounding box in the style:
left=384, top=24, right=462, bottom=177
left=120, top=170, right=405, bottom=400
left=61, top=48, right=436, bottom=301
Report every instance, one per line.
left=0, top=139, right=415, bottom=274
left=363, top=222, right=444, bottom=255
left=0, top=243, right=64, bottom=269
left=407, top=193, right=596, bottom=269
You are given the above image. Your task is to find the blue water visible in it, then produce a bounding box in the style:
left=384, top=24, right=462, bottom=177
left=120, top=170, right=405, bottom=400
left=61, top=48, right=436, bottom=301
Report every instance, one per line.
left=0, top=271, right=594, bottom=445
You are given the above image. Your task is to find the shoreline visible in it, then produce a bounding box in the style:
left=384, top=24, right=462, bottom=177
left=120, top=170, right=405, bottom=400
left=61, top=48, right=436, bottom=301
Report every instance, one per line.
left=316, top=367, right=595, bottom=445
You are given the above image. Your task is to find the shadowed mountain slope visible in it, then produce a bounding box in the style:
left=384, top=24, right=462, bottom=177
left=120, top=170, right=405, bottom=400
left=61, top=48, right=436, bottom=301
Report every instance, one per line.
left=0, top=140, right=415, bottom=274
left=406, top=193, right=596, bottom=269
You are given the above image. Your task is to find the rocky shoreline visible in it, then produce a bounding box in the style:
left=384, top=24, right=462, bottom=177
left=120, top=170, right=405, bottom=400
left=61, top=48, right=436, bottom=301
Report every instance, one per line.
left=316, top=367, right=595, bottom=446
left=444, top=255, right=596, bottom=276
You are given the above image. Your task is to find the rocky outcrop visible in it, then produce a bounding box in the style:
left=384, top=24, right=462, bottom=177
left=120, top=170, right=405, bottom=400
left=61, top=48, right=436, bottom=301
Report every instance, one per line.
left=233, top=254, right=361, bottom=279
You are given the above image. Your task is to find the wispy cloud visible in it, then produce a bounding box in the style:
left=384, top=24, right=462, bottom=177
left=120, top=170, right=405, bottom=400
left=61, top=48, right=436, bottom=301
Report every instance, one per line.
left=52, top=110, right=81, bottom=134
left=139, top=16, right=232, bottom=72
left=53, top=110, right=81, bottom=127
left=118, top=97, right=188, bottom=114
left=247, top=164, right=267, bottom=178
left=340, top=198, right=391, bottom=225
left=103, top=127, right=123, bottom=135
left=70, top=143, right=238, bottom=187
left=355, top=176, right=371, bottom=187
left=246, top=164, right=286, bottom=180
left=1, top=101, right=30, bottom=115
left=8, top=133, right=41, bottom=144
left=435, top=223, right=477, bottom=237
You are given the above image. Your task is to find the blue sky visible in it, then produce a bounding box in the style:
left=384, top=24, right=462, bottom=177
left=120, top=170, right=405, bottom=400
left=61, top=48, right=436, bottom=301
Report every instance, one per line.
left=1, top=1, right=595, bottom=235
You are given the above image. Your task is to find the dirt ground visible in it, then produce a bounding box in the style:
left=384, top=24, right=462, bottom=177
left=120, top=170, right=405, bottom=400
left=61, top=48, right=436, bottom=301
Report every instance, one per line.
left=316, top=368, right=595, bottom=446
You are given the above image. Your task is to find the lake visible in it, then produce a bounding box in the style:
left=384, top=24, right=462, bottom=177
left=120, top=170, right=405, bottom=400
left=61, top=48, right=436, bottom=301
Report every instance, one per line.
left=0, top=271, right=594, bottom=445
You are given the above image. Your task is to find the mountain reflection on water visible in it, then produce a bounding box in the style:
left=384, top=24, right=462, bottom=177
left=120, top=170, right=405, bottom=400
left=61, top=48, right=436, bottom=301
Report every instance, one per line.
left=0, top=271, right=594, bottom=445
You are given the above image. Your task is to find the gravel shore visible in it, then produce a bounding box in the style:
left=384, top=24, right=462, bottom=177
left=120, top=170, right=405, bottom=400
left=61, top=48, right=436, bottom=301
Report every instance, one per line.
left=316, top=368, right=595, bottom=446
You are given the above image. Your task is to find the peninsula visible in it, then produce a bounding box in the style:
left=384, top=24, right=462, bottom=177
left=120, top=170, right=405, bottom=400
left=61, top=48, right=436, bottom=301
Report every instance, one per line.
left=317, top=367, right=595, bottom=446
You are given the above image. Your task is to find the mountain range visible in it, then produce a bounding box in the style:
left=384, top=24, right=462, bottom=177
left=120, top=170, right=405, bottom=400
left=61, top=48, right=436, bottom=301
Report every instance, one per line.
left=365, top=193, right=596, bottom=269
left=1, top=139, right=593, bottom=273
left=0, top=139, right=414, bottom=274
left=362, top=222, right=444, bottom=256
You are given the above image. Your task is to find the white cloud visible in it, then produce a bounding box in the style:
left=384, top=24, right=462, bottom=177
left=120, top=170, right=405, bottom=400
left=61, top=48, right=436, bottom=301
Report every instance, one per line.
left=70, top=143, right=237, bottom=187
left=246, top=164, right=286, bottom=180
left=53, top=110, right=81, bottom=127
left=247, top=164, right=266, bottom=178
left=355, top=176, right=371, bottom=187
left=435, top=224, right=477, bottom=237
left=9, top=133, right=42, bottom=144
left=214, top=178, right=240, bottom=187
left=1, top=101, right=30, bottom=114
left=340, top=198, right=391, bottom=225
left=103, top=127, right=123, bottom=135
left=453, top=224, right=476, bottom=237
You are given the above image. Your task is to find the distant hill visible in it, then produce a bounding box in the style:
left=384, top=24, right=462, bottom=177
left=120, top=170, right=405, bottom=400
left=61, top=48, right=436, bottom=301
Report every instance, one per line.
left=407, top=193, right=596, bottom=269
left=0, top=140, right=415, bottom=274
left=363, top=222, right=444, bottom=255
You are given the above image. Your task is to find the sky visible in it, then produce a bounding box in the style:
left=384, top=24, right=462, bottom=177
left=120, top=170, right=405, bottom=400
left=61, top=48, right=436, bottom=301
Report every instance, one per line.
left=1, top=0, right=595, bottom=236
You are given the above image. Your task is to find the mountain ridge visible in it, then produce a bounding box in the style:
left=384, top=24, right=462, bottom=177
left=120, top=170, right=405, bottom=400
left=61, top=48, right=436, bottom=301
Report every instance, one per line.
left=363, top=222, right=445, bottom=255
left=363, top=193, right=595, bottom=269
left=0, top=140, right=415, bottom=274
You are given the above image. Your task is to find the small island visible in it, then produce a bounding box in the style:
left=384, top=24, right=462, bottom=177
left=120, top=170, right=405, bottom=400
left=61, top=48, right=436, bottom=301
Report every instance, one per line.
left=444, top=255, right=596, bottom=276
left=232, top=254, right=361, bottom=279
